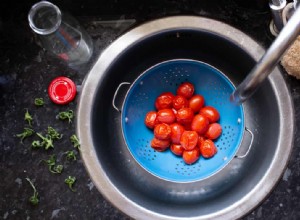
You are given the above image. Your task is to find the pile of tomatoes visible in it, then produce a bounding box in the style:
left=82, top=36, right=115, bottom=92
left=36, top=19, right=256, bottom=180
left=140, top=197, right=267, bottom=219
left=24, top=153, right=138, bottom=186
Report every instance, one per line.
left=144, top=82, right=222, bottom=164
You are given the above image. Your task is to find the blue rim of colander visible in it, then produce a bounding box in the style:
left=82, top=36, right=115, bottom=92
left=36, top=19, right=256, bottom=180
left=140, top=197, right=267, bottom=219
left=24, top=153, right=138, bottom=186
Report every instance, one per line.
left=119, top=59, right=245, bottom=183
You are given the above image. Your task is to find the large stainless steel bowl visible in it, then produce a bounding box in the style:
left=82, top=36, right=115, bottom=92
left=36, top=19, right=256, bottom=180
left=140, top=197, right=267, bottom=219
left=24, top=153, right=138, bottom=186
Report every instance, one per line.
left=77, top=16, right=294, bottom=219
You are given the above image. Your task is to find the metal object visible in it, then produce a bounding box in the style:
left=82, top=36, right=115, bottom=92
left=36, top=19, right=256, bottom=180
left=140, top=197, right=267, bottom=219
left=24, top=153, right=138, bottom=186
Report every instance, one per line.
left=269, top=0, right=286, bottom=33
left=77, top=16, right=294, bottom=220
left=113, top=59, right=248, bottom=182
left=231, top=5, right=300, bottom=104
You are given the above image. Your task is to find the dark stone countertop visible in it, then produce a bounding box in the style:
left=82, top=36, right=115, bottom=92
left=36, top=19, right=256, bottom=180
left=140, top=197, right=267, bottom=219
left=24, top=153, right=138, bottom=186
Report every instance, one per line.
left=1, top=0, right=300, bottom=219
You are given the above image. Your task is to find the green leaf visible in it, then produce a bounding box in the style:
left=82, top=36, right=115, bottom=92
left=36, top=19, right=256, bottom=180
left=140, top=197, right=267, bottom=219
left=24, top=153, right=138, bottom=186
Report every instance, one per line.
left=65, top=150, right=76, bottom=161
left=25, top=178, right=39, bottom=205
left=34, top=98, right=44, bottom=106
left=58, top=110, right=74, bottom=123
left=64, top=176, right=76, bottom=192
left=25, top=109, right=33, bottom=127
left=16, top=128, right=35, bottom=143
left=36, top=133, right=54, bottom=150
left=70, top=134, right=80, bottom=150
left=47, top=126, right=63, bottom=140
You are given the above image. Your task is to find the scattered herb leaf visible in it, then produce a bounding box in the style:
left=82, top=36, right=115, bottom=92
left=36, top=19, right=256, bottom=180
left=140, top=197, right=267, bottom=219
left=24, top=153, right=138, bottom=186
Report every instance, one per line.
left=31, top=140, right=43, bottom=149
left=58, top=110, right=74, bottom=123
left=25, top=178, right=39, bottom=205
left=70, top=134, right=80, bottom=150
left=34, top=98, right=44, bottom=106
left=16, top=128, right=35, bottom=143
left=65, top=150, right=76, bottom=161
left=42, top=155, right=63, bottom=174
left=25, top=109, right=33, bottom=126
left=36, top=133, right=53, bottom=150
left=47, top=126, right=62, bottom=140
left=65, top=176, right=76, bottom=192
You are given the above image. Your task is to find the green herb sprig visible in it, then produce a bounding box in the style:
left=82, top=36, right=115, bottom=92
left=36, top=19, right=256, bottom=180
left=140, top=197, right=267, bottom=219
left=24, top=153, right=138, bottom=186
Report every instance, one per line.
left=70, top=134, right=80, bottom=150
left=47, top=126, right=63, bottom=140
left=42, top=154, right=63, bottom=174
left=58, top=110, right=74, bottom=123
left=25, top=109, right=33, bottom=126
left=34, top=98, right=44, bottom=106
left=65, top=176, right=76, bottom=192
left=16, top=128, right=35, bottom=143
left=25, top=178, right=39, bottom=205
left=65, top=150, right=76, bottom=161
left=36, top=133, right=53, bottom=150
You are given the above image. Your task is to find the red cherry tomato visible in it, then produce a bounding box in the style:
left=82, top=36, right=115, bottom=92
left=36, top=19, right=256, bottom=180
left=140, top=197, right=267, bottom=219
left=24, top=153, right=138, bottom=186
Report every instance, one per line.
left=172, top=95, right=188, bottom=110
left=157, top=109, right=176, bottom=124
left=151, top=137, right=170, bottom=152
left=191, top=114, right=209, bottom=135
left=155, top=92, right=175, bottom=110
left=180, top=130, right=199, bottom=150
left=177, top=82, right=195, bottom=99
left=189, top=95, right=205, bottom=113
left=197, top=136, right=205, bottom=148
left=144, top=111, right=158, bottom=129
left=154, top=123, right=171, bottom=140
left=182, top=148, right=200, bottom=164
left=205, top=123, right=222, bottom=140
left=200, top=106, right=220, bottom=123
left=170, top=144, right=184, bottom=156
left=199, top=139, right=217, bottom=158
left=170, top=123, right=185, bottom=144
left=176, top=107, right=194, bottom=124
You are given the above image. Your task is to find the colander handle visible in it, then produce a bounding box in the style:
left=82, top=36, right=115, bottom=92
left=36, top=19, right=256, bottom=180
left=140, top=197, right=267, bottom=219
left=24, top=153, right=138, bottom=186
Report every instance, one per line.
left=112, top=82, right=131, bottom=112
left=235, top=127, right=254, bottom=159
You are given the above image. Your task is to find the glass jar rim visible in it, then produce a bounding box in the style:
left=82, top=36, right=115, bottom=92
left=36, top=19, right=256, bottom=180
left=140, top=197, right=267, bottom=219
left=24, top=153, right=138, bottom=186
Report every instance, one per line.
left=28, top=1, right=62, bottom=35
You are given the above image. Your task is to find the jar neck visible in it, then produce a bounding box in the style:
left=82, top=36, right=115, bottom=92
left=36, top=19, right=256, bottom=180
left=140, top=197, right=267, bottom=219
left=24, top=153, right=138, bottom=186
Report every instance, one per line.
left=28, top=1, right=62, bottom=35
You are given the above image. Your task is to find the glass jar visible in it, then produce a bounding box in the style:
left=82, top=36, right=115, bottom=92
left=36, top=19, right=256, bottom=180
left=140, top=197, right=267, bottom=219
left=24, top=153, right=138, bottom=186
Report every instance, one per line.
left=28, top=1, right=93, bottom=66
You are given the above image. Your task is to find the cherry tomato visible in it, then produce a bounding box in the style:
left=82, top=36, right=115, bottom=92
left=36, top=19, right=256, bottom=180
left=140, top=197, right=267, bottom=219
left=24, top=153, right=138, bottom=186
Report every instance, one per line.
left=172, top=95, right=188, bottom=110
left=182, top=148, right=200, bottom=164
left=191, top=114, right=209, bottom=135
left=205, top=123, right=222, bottom=140
left=170, top=123, right=185, bottom=144
left=176, top=107, right=194, bottom=124
left=144, top=111, right=158, bottom=129
left=177, top=82, right=195, bottom=99
left=200, top=106, right=220, bottom=123
left=154, top=123, right=171, bottom=140
left=180, top=130, right=199, bottom=150
left=155, top=92, right=175, bottom=110
left=197, top=136, right=205, bottom=148
left=199, top=139, right=217, bottom=158
left=170, top=144, right=184, bottom=156
left=151, top=137, right=170, bottom=152
left=189, top=95, right=205, bottom=113
left=157, top=109, right=176, bottom=124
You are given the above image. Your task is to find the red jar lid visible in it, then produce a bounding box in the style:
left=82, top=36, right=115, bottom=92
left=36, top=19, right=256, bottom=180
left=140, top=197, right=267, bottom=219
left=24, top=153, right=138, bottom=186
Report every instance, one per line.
left=48, top=76, right=77, bottom=104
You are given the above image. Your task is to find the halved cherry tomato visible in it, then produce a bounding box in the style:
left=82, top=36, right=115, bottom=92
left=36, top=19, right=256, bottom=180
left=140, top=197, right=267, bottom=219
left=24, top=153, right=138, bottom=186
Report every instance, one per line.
left=154, top=123, right=171, bottom=140
left=170, top=123, right=185, bottom=144
left=177, top=82, right=195, bottom=99
left=199, top=139, right=217, bottom=158
left=176, top=107, right=194, bottom=124
left=157, top=109, right=176, bottom=124
left=172, top=95, right=188, bottom=110
left=205, top=123, right=222, bottom=140
left=151, top=137, right=170, bottom=152
left=155, top=92, right=175, bottom=110
left=170, top=144, right=184, bottom=156
left=182, top=148, right=200, bottom=164
left=200, top=106, right=220, bottom=123
left=144, top=111, right=158, bottom=129
left=191, top=114, right=209, bottom=135
left=180, top=130, right=199, bottom=150
left=189, top=94, right=205, bottom=113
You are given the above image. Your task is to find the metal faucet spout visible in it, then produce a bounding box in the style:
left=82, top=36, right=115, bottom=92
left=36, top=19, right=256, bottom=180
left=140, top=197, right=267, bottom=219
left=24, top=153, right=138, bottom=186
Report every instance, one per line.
left=231, top=5, right=300, bottom=104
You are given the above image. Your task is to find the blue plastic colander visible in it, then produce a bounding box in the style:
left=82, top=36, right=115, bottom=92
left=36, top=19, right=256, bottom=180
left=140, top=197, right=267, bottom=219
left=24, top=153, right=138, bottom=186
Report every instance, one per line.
left=116, top=59, right=245, bottom=183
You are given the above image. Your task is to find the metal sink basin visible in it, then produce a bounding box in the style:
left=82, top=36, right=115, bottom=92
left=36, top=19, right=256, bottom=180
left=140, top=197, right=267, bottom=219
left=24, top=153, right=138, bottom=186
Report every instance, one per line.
left=77, top=16, right=294, bottom=219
